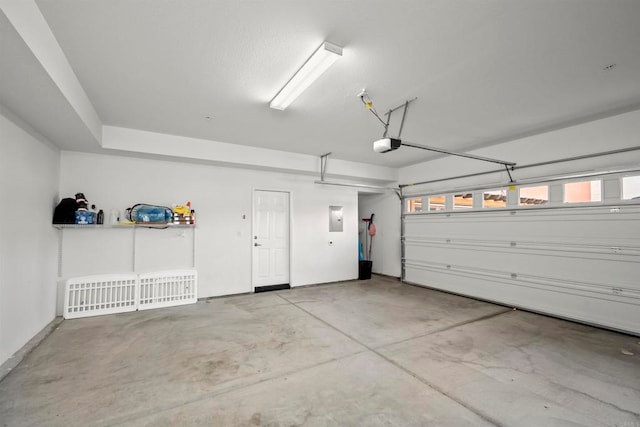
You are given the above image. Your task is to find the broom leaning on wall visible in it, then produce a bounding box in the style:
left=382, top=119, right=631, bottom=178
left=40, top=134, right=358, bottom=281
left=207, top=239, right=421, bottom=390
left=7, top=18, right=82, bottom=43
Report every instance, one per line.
left=359, top=214, right=375, bottom=280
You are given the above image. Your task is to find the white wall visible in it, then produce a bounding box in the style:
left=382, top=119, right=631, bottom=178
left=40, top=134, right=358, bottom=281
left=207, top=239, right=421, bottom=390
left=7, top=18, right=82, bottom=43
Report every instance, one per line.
left=358, top=192, right=402, bottom=278
left=58, top=151, right=359, bottom=298
left=103, top=126, right=397, bottom=184
left=0, top=110, right=60, bottom=366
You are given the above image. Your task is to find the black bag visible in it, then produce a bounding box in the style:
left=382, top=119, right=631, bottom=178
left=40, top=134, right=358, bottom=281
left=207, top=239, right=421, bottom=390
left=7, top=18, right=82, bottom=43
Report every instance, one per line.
left=53, top=198, right=77, bottom=224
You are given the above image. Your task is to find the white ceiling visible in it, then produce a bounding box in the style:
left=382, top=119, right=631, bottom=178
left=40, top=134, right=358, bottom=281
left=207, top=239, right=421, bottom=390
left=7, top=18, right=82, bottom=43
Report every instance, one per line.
left=4, top=1, right=640, bottom=168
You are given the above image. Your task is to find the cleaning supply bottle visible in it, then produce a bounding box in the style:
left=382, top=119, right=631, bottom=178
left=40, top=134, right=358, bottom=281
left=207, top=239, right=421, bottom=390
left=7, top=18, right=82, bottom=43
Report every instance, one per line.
left=110, top=209, right=120, bottom=225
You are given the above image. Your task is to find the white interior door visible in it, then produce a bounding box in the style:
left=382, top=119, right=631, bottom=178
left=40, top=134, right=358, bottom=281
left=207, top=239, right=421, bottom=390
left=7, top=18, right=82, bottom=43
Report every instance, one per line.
left=252, top=190, right=290, bottom=288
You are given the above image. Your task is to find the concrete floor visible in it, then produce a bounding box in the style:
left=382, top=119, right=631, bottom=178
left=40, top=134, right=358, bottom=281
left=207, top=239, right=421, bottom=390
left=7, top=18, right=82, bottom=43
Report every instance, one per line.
left=1, top=276, right=639, bottom=426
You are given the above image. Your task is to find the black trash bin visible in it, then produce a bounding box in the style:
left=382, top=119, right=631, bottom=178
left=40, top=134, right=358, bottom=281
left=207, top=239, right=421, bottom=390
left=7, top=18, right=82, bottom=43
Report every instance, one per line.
left=358, top=260, right=373, bottom=280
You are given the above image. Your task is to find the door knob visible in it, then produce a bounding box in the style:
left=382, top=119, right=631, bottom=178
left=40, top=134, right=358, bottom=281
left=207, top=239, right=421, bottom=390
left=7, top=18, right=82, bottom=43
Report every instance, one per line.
left=254, top=243, right=262, bottom=247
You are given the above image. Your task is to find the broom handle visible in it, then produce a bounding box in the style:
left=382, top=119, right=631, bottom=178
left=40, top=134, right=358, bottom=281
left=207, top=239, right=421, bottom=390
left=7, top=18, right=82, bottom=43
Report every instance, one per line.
left=365, top=228, right=369, bottom=260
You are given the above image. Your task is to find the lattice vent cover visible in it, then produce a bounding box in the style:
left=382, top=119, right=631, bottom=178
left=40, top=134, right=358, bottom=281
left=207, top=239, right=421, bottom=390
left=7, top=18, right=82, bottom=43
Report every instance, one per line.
left=138, top=270, right=198, bottom=311
left=64, top=274, right=138, bottom=319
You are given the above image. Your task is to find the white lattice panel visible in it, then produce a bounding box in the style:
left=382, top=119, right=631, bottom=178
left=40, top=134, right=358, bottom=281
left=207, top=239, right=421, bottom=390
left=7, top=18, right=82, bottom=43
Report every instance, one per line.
left=64, top=274, right=138, bottom=319
left=138, top=270, right=197, bottom=310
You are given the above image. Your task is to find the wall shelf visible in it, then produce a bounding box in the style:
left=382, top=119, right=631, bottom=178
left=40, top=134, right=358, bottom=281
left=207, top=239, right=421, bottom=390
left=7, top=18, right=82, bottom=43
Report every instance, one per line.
left=55, top=223, right=197, bottom=281
left=53, top=223, right=195, bottom=230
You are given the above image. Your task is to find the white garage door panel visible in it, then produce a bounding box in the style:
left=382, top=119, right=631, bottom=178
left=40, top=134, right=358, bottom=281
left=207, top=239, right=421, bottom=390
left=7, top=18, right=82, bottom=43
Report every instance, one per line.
left=405, top=257, right=639, bottom=303
left=404, top=205, right=640, bottom=335
left=404, top=267, right=639, bottom=334
left=405, top=210, right=640, bottom=243
left=405, top=244, right=638, bottom=288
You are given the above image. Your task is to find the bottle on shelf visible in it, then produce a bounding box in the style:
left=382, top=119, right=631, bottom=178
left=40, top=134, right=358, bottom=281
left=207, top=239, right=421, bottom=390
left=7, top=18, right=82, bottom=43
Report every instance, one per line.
left=97, top=209, right=104, bottom=225
left=110, top=209, right=119, bottom=225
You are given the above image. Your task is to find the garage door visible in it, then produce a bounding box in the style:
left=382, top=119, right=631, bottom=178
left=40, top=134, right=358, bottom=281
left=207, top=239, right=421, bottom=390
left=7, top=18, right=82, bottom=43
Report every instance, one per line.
left=402, top=174, right=640, bottom=335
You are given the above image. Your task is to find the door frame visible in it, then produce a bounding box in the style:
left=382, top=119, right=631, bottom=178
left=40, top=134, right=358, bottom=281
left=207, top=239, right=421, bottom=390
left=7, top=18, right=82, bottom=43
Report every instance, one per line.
left=251, top=188, right=292, bottom=292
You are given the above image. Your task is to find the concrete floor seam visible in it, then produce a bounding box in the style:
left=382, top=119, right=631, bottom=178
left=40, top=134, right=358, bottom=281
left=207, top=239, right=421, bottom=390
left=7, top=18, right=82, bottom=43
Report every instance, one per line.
left=370, top=308, right=514, bottom=351
left=276, top=292, right=371, bottom=350
left=276, top=292, right=504, bottom=427
left=95, top=292, right=373, bottom=426
left=99, top=349, right=370, bottom=427
left=367, top=349, right=504, bottom=427
left=545, top=377, right=640, bottom=418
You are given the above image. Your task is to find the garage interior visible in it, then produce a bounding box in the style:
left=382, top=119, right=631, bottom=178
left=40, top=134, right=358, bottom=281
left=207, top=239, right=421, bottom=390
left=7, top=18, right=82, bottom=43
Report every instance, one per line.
left=1, top=1, right=640, bottom=426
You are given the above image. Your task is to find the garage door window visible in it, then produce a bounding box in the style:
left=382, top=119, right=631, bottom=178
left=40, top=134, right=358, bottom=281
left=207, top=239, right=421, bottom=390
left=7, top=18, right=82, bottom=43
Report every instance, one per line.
left=622, top=176, right=640, bottom=200
left=428, top=195, right=446, bottom=211
left=519, top=185, right=549, bottom=206
left=564, top=180, right=602, bottom=203
left=406, top=198, right=422, bottom=213
left=453, top=193, right=473, bottom=210
left=483, top=189, right=507, bottom=208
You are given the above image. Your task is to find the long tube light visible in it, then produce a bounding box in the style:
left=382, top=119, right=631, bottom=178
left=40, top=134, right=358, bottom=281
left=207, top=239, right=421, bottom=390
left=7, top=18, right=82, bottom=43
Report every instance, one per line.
left=270, top=41, right=343, bottom=110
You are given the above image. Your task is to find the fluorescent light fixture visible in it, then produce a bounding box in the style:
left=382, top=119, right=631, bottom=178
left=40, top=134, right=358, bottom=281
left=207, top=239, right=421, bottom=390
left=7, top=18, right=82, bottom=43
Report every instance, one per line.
left=270, top=41, right=343, bottom=110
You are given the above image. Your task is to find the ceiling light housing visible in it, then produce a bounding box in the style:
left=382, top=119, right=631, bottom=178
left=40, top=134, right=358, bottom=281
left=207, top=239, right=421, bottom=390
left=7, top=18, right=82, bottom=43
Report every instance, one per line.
left=270, top=41, right=343, bottom=110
